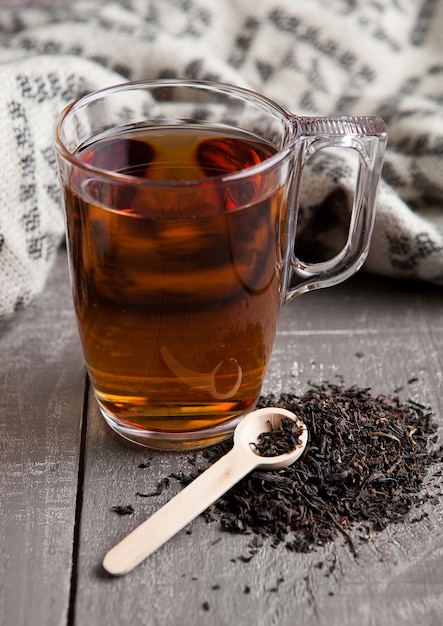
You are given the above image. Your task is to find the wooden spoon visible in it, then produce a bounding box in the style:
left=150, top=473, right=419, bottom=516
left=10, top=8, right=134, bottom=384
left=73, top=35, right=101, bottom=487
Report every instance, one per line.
left=103, top=407, right=308, bottom=576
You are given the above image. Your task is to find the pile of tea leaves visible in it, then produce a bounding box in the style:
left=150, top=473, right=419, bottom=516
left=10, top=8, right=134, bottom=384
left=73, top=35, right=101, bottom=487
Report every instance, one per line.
left=251, top=416, right=305, bottom=457
left=188, top=384, right=443, bottom=554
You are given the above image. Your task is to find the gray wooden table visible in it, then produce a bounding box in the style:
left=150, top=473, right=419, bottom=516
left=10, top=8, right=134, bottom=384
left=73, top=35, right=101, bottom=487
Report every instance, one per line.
left=1, top=245, right=443, bottom=626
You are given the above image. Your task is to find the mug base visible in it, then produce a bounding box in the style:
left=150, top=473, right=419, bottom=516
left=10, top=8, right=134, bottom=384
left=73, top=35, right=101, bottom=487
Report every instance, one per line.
left=98, top=401, right=244, bottom=450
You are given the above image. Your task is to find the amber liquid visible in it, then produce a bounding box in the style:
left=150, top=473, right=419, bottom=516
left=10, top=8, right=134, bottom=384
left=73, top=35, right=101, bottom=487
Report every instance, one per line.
left=63, top=124, right=290, bottom=448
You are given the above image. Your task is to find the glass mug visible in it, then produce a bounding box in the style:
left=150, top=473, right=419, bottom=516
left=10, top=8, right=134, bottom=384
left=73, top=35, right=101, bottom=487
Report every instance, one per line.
left=54, top=79, right=387, bottom=450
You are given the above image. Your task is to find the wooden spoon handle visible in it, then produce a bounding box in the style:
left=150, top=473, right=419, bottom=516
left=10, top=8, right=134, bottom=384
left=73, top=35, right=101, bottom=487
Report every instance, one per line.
left=103, top=446, right=255, bottom=576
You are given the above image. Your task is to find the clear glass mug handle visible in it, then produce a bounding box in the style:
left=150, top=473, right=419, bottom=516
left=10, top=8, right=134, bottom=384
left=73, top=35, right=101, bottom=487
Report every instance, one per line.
left=286, top=116, right=388, bottom=302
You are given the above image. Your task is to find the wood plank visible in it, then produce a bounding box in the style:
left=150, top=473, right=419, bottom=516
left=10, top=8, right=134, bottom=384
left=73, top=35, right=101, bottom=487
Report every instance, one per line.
left=0, top=248, right=85, bottom=626
left=72, top=272, right=443, bottom=626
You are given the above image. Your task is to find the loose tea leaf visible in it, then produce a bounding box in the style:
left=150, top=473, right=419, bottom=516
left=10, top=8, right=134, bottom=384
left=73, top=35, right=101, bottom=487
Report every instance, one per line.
left=111, top=505, right=134, bottom=515
left=251, top=417, right=304, bottom=457
left=199, top=384, right=442, bottom=553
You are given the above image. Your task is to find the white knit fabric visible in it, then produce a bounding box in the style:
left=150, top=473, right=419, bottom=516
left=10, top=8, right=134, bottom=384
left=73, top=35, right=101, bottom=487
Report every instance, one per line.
left=0, top=0, right=442, bottom=316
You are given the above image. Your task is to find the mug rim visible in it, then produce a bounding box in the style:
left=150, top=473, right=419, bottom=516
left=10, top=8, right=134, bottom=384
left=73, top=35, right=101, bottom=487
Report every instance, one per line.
left=53, top=78, right=298, bottom=187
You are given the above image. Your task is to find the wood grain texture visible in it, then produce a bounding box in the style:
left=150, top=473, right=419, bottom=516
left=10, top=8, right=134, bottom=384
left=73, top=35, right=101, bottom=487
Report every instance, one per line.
left=72, top=272, right=443, bottom=626
left=0, top=249, right=85, bottom=626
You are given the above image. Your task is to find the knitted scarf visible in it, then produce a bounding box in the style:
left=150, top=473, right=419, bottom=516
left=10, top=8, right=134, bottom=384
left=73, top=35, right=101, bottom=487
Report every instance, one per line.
left=0, top=0, right=442, bottom=316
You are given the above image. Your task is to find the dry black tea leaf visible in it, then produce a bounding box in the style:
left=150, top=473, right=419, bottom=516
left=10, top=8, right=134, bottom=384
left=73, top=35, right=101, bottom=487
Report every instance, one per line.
left=111, top=505, right=134, bottom=515
left=197, top=384, right=442, bottom=553
left=251, top=417, right=304, bottom=457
